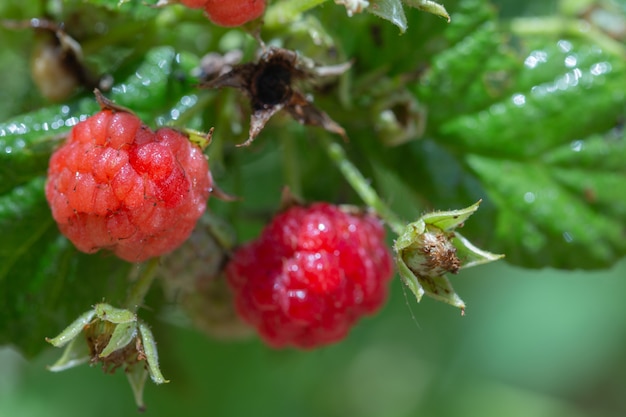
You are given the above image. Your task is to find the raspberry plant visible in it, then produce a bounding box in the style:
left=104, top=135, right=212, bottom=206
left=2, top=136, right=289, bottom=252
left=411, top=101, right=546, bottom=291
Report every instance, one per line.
left=1, top=0, right=626, bottom=413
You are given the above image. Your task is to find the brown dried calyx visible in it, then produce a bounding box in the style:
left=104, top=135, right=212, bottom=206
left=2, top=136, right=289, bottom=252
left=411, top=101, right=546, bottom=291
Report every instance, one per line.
left=199, top=46, right=350, bottom=146
left=2, top=18, right=111, bottom=101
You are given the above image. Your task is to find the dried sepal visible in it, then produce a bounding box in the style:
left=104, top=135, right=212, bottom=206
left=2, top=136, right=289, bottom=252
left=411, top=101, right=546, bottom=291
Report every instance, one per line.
left=285, top=91, right=346, bottom=138
left=200, top=46, right=349, bottom=145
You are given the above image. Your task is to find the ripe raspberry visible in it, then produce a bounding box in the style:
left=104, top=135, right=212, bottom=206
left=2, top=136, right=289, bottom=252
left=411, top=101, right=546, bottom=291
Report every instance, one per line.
left=45, top=108, right=212, bottom=262
left=226, top=203, right=394, bottom=349
left=204, top=0, right=266, bottom=27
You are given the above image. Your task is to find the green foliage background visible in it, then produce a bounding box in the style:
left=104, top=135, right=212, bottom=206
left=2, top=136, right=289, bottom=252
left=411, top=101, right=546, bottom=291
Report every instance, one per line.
left=2, top=262, right=626, bottom=416
left=1, top=0, right=625, bottom=415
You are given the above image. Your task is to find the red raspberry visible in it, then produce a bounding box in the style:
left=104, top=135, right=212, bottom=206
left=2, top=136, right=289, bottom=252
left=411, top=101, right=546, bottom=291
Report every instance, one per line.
left=45, top=109, right=212, bottom=262
left=226, top=203, right=394, bottom=349
left=204, top=0, right=266, bottom=27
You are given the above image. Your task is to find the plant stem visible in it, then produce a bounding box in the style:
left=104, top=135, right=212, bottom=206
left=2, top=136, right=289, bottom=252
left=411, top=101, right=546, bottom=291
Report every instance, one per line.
left=281, top=130, right=303, bottom=199
left=319, top=135, right=405, bottom=235
left=125, top=257, right=160, bottom=313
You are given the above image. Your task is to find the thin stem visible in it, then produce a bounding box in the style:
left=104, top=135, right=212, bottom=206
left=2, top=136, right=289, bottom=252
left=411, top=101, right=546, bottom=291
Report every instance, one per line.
left=281, top=131, right=303, bottom=199
left=124, top=257, right=160, bottom=313
left=319, top=135, right=405, bottom=235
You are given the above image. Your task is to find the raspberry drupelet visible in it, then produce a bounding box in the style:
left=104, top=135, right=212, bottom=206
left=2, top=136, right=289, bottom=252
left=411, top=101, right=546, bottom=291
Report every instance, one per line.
left=204, top=0, right=266, bottom=27
left=45, top=108, right=212, bottom=262
left=226, top=202, right=394, bottom=349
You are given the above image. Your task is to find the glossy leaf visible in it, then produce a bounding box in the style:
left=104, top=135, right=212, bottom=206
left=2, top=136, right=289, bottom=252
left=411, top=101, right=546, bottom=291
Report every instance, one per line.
left=0, top=181, right=131, bottom=357
left=67, top=0, right=159, bottom=20
left=0, top=99, right=98, bottom=194
left=409, top=0, right=626, bottom=269
left=109, top=47, right=200, bottom=120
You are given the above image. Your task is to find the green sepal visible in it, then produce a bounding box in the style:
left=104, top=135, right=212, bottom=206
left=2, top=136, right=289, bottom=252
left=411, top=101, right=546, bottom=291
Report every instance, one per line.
left=394, top=201, right=503, bottom=311
left=420, top=201, right=480, bottom=231
left=453, top=232, right=505, bottom=269
left=45, top=309, right=96, bottom=348
left=47, top=336, right=91, bottom=372
left=94, top=303, right=137, bottom=324
left=126, top=363, right=149, bottom=412
left=395, top=253, right=425, bottom=302
left=403, top=0, right=450, bottom=22
left=99, top=321, right=137, bottom=358
left=415, top=274, right=465, bottom=310
left=139, top=322, right=169, bottom=384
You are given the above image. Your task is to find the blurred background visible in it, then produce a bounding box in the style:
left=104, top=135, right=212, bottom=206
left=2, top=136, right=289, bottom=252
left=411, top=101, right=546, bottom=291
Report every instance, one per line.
left=1, top=258, right=626, bottom=416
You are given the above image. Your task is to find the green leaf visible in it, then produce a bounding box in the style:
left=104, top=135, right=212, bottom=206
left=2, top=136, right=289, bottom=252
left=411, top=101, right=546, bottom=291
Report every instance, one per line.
left=67, top=0, right=159, bottom=21
left=456, top=39, right=626, bottom=268
left=109, top=46, right=199, bottom=121
left=466, top=149, right=626, bottom=269
left=0, top=177, right=131, bottom=357
left=410, top=3, right=626, bottom=269
left=0, top=99, right=98, bottom=194
left=440, top=46, right=626, bottom=157
left=0, top=178, right=54, bottom=277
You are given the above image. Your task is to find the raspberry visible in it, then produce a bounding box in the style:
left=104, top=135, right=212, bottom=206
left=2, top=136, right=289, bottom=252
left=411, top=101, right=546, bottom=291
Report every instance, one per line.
left=204, top=0, right=266, bottom=27
left=226, top=203, right=394, bottom=349
left=45, top=108, right=212, bottom=262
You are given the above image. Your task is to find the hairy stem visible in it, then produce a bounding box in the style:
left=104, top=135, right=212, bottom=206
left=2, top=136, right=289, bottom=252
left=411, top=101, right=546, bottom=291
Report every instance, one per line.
left=125, top=257, right=160, bottom=313
left=320, top=135, right=404, bottom=235
left=281, top=131, right=303, bottom=199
